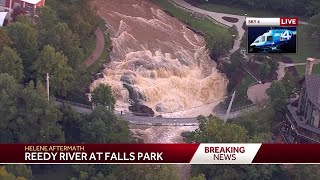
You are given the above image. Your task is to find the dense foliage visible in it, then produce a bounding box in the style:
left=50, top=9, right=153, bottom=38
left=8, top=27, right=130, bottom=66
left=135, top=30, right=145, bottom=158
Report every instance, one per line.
left=266, top=71, right=299, bottom=116
left=191, top=0, right=320, bottom=17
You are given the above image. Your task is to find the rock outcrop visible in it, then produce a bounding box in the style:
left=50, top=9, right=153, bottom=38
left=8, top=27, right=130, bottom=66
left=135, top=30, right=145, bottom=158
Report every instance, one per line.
left=129, top=103, right=155, bottom=117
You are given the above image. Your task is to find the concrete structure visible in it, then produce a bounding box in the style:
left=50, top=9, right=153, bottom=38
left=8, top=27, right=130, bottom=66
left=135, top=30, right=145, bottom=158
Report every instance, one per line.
left=284, top=58, right=320, bottom=143
left=0, top=11, right=8, bottom=26
left=0, top=0, right=45, bottom=14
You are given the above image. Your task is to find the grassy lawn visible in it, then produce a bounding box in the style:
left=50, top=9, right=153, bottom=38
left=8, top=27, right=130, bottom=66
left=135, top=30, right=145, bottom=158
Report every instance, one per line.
left=286, top=25, right=320, bottom=74
left=85, top=17, right=111, bottom=75
left=232, top=73, right=256, bottom=108
left=196, top=3, right=308, bottom=21
left=82, top=37, right=96, bottom=63
left=152, top=0, right=233, bottom=48
left=87, top=29, right=111, bottom=75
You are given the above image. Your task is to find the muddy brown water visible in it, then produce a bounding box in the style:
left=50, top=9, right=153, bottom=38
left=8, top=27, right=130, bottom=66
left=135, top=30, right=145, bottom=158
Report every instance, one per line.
left=91, top=0, right=228, bottom=118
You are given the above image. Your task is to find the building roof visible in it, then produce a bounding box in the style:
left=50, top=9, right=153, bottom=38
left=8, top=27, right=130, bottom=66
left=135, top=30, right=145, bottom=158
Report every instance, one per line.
left=21, top=0, right=42, bottom=5
left=0, top=12, right=7, bottom=27
left=305, top=74, right=320, bottom=110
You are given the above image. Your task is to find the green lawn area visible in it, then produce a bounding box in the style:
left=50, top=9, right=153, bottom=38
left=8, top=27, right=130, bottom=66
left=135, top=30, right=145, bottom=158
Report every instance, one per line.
left=87, top=29, right=111, bottom=75
left=232, top=74, right=256, bottom=108
left=196, top=3, right=308, bottom=21
left=85, top=18, right=111, bottom=75
left=152, top=0, right=233, bottom=49
left=82, top=37, right=96, bottom=63
left=286, top=25, right=320, bottom=74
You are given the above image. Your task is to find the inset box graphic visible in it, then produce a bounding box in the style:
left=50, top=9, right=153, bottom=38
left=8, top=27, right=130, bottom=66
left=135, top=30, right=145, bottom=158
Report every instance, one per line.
left=246, top=18, right=298, bottom=54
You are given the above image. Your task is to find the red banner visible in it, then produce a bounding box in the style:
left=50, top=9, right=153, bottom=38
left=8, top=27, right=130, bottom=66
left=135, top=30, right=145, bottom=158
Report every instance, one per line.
left=0, top=144, right=199, bottom=164
left=0, top=144, right=320, bottom=164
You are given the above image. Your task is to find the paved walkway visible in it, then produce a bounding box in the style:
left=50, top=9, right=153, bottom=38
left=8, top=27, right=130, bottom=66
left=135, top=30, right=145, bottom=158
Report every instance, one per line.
left=247, top=62, right=307, bottom=104
left=247, top=83, right=271, bottom=104
left=171, top=0, right=245, bottom=54
left=84, top=27, right=105, bottom=67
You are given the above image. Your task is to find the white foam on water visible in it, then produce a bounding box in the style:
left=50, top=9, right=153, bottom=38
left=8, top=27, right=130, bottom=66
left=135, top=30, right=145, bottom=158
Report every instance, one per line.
left=92, top=0, right=228, bottom=118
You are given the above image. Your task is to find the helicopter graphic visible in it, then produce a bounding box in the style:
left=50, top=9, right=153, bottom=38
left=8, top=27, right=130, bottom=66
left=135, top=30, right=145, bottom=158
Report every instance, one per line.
left=249, top=28, right=297, bottom=53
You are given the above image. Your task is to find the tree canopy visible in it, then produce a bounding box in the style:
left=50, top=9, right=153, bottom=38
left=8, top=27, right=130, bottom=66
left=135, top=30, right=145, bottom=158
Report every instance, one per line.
left=0, top=28, right=11, bottom=52
left=195, top=0, right=320, bottom=17
left=188, top=115, right=248, bottom=143
left=0, top=73, right=64, bottom=143
left=5, top=22, right=39, bottom=73
left=91, top=84, right=115, bottom=110
left=81, top=105, right=129, bottom=143
left=33, top=45, right=74, bottom=96
left=0, top=46, right=24, bottom=81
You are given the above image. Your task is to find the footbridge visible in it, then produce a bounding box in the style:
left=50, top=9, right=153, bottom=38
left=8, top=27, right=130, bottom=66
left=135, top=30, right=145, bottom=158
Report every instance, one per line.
left=55, top=98, right=258, bottom=126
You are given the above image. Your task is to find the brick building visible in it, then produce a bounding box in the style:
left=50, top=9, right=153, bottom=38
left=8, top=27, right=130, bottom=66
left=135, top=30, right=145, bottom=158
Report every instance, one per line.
left=0, top=0, right=45, bottom=14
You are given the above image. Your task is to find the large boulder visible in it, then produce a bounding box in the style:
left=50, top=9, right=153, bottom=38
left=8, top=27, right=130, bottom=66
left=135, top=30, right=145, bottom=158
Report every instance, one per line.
left=121, top=74, right=135, bottom=84
left=123, top=83, right=144, bottom=102
left=129, top=103, right=154, bottom=117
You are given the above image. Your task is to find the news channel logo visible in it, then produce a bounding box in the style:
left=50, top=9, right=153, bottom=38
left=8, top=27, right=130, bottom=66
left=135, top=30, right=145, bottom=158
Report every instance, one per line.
left=247, top=27, right=297, bottom=54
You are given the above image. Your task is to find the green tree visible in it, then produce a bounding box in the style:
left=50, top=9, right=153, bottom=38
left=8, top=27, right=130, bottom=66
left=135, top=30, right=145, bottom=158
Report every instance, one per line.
left=266, top=81, right=287, bottom=101
left=194, top=164, right=279, bottom=180
left=37, top=6, right=59, bottom=30
left=16, top=15, right=33, bottom=27
left=16, top=81, right=64, bottom=143
left=0, top=167, right=26, bottom=180
left=113, top=165, right=180, bottom=180
left=259, top=62, right=271, bottom=80
left=306, top=1, right=320, bottom=17
left=70, top=164, right=114, bottom=180
left=233, top=106, right=275, bottom=142
left=266, top=81, right=288, bottom=114
left=0, top=73, right=20, bottom=143
left=0, top=46, right=24, bottom=81
left=5, top=22, right=39, bottom=73
left=81, top=105, right=129, bottom=143
left=305, top=13, right=320, bottom=47
left=0, top=28, right=11, bottom=52
left=0, top=74, right=64, bottom=143
left=281, top=70, right=298, bottom=97
left=69, top=0, right=100, bottom=45
left=5, top=165, right=32, bottom=180
left=33, top=45, right=74, bottom=96
left=190, top=174, right=206, bottom=180
left=91, top=84, right=115, bottom=110
left=292, top=165, right=320, bottom=180
left=39, top=22, right=83, bottom=68
left=189, top=115, right=248, bottom=143
left=59, top=104, right=83, bottom=143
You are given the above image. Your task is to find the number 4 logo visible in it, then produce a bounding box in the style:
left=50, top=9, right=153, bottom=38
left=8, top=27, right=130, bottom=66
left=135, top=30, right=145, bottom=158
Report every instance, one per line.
left=281, top=30, right=291, bottom=40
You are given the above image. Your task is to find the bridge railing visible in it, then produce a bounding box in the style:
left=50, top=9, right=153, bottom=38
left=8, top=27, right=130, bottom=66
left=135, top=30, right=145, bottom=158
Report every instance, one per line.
left=212, top=103, right=256, bottom=115
left=56, top=98, right=257, bottom=121
left=55, top=98, right=93, bottom=109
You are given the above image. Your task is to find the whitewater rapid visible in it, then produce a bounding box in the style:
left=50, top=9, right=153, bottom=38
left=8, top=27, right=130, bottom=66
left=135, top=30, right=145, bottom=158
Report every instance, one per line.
left=91, top=0, right=228, bottom=117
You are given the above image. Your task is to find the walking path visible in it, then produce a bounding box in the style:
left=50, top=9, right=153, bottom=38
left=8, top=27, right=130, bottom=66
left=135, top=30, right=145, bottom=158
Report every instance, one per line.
left=84, top=27, right=105, bottom=67
left=247, top=62, right=307, bottom=104
left=171, top=0, right=245, bottom=54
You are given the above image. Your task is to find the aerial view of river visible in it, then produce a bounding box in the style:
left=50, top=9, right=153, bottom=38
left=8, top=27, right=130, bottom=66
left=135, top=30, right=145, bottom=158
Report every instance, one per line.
left=91, top=0, right=228, bottom=117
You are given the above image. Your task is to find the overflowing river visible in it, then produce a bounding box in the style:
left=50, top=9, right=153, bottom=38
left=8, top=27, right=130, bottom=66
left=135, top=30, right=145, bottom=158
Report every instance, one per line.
left=91, top=0, right=228, bottom=117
